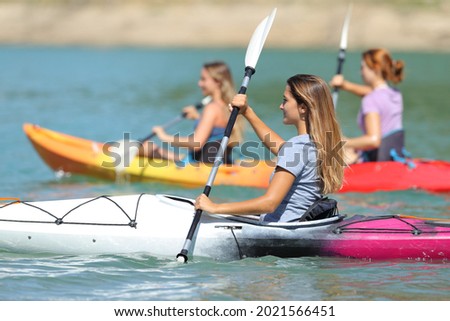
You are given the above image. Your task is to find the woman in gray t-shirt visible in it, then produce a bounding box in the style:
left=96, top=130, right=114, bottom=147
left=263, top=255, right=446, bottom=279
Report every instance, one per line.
left=195, top=74, right=344, bottom=222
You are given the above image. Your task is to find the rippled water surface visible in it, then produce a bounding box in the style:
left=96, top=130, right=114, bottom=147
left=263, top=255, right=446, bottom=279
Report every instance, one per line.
left=0, top=47, right=449, bottom=300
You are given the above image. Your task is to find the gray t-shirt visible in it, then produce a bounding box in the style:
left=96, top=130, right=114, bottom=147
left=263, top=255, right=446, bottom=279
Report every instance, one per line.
left=261, top=134, right=321, bottom=222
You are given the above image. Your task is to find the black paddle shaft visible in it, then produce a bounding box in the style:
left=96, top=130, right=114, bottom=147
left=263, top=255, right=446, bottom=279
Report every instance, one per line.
left=335, top=48, right=346, bottom=75
left=332, top=48, right=347, bottom=98
left=139, top=100, right=206, bottom=143
left=176, top=67, right=256, bottom=262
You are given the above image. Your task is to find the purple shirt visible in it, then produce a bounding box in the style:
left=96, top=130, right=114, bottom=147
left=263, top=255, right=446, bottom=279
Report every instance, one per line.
left=357, top=86, right=403, bottom=136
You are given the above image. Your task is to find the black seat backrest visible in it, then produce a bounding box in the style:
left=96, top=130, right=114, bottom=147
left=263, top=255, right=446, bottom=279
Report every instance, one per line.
left=377, top=129, right=404, bottom=161
left=192, top=141, right=234, bottom=164
left=363, top=129, right=405, bottom=162
left=298, top=197, right=338, bottom=222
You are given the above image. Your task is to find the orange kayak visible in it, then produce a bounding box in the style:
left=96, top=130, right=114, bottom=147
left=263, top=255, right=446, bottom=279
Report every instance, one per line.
left=23, top=123, right=274, bottom=188
left=24, top=123, right=450, bottom=193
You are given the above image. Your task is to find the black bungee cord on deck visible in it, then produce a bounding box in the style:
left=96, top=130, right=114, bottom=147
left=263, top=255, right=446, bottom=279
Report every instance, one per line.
left=0, top=194, right=147, bottom=228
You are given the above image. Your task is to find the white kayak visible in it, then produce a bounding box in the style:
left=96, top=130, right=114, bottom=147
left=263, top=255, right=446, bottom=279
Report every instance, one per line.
left=0, top=194, right=340, bottom=260
left=1, top=194, right=450, bottom=261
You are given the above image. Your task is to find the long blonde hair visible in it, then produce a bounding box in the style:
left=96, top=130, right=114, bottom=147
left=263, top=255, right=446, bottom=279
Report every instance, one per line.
left=287, top=74, right=344, bottom=194
left=203, top=61, right=245, bottom=145
left=363, top=48, right=405, bottom=84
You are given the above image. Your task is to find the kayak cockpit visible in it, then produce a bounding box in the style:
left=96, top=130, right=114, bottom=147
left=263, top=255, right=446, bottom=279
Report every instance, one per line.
left=218, top=214, right=346, bottom=229
left=155, top=194, right=346, bottom=229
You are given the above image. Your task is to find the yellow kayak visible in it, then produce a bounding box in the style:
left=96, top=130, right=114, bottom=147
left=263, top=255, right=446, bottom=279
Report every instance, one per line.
left=23, top=123, right=274, bottom=188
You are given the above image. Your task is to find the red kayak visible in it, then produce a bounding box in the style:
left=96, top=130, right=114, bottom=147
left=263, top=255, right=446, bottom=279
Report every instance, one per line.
left=341, top=159, right=450, bottom=193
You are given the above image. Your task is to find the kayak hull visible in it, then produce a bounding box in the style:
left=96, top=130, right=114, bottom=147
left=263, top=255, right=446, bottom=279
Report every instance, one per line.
left=1, top=194, right=449, bottom=261
left=23, top=123, right=273, bottom=188
left=341, top=159, right=450, bottom=193
left=23, top=123, right=450, bottom=193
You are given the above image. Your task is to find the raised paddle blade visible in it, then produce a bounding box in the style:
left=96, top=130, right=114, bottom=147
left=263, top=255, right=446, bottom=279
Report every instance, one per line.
left=333, top=4, right=353, bottom=109
left=339, top=4, right=353, bottom=50
left=244, top=8, right=277, bottom=69
left=199, top=95, right=213, bottom=108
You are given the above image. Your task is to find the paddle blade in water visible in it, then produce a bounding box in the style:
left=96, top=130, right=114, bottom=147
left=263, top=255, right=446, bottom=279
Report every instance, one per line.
left=108, top=139, right=140, bottom=173
left=244, top=8, right=277, bottom=69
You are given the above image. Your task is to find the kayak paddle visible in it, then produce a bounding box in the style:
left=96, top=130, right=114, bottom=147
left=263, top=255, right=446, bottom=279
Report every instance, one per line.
left=138, top=95, right=212, bottom=143
left=176, top=8, right=277, bottom=263
left=110, top=96, right=212, bottom=173
left=332, top=4, right=352, bottom=109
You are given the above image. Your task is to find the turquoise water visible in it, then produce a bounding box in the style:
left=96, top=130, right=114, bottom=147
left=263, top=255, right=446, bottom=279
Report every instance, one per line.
left=0, top=46, right=449, bottom=301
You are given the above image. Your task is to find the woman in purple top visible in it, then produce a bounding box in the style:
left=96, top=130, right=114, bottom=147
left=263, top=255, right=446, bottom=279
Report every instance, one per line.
left=330, top=48, right=405, bottom=163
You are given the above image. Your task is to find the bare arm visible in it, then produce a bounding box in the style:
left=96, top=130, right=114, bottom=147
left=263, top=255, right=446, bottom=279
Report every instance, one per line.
left=345, top=112, right=382, bottom=150
left=342, top=81, right=372, bottom=97
left=154, top=104, right=216, bottom=151
left=195, top=167, right=295, bottom=215
left=330, top=75, right=372, bottom=97
left=182, top=105, right=201, bottom=120
left=232, top=94, right=285, bottom=156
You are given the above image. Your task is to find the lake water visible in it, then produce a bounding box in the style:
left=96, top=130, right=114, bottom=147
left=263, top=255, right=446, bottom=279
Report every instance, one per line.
left=0, top=46, right=449, bottom=301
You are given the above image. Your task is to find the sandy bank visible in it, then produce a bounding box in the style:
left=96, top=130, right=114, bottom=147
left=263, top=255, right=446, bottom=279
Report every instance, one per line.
left=0, top=0, right=449, bottom=52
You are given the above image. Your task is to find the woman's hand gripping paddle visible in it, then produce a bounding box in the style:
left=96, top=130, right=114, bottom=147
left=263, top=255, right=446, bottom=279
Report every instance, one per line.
left=105, top=96, right=212, bottom=173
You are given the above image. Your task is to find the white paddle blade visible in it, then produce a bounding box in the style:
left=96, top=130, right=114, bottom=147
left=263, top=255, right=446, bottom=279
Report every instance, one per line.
left=339, top=4, right=353, bottom=50
left=244, top=8, right=277, bottom=69
left=110, top=139, right=140, bottom=173
left=201, top=95, right=212, bottom=106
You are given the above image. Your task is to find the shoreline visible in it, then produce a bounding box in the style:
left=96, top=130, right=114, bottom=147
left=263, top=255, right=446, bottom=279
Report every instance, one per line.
left=0, top=1, right=449, bottom=52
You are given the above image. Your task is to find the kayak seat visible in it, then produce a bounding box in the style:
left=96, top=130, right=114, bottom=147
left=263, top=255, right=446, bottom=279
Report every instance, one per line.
left=298, top=197, right=339, bottom=222
left=363, top=129, right=405, bottom=162
left=189, top=121, right=234, bottom=165
left=192, top=141, right=234, bottom=164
